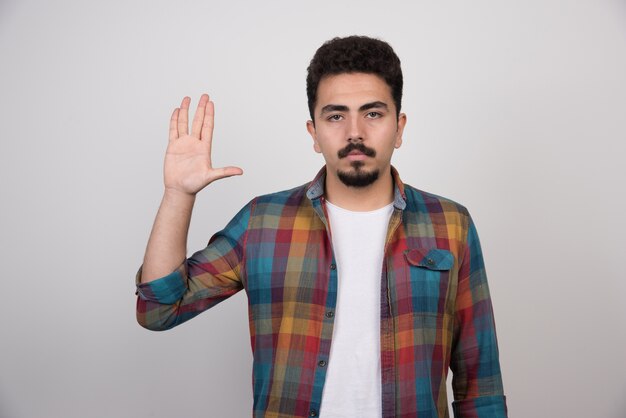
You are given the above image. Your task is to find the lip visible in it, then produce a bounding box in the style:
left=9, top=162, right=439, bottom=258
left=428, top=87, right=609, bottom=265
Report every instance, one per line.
left=346, top=152, right=367, bottom=161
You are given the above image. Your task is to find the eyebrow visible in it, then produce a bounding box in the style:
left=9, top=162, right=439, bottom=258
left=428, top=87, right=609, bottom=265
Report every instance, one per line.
left=320, top=101, right=389, bottom=115
left=359, top=101, right=389, bottom=112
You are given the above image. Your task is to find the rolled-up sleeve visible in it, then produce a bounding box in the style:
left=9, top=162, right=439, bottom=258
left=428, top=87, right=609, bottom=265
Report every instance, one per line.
left=135, top=199, right=254, bottom=331
left=451, top=215, right=507, bottom=417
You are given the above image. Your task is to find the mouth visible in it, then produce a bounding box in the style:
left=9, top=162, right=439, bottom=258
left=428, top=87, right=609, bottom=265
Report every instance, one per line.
left=346, top=150, right=367, bottom=161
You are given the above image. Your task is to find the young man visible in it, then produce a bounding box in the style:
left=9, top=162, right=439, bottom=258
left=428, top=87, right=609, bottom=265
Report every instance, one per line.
left=136, top=36, right=507, bottom=418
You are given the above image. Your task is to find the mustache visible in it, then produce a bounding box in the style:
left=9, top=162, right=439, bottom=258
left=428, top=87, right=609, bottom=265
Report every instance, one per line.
left=337, top=142, right=376, bottom=159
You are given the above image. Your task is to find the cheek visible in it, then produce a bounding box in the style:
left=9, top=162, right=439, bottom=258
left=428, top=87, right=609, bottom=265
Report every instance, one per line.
left=375, top=126, right=402, bottom=156
left=314, top=129, right=343, bottom=153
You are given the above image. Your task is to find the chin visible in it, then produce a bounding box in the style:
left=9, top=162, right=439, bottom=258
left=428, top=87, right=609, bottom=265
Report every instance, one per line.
left=336, top=164, right=380, bottom=188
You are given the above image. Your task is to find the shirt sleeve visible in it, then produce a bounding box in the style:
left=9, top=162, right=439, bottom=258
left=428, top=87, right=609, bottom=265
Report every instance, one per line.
left=450, top=214, right=508, bottom=417
left=135, top=199, right=254, bottom=331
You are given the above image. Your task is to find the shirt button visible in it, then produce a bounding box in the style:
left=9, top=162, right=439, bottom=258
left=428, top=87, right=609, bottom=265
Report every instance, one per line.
left=330, top=263, right=336, bottom=270
left=427, top=258, right=435, bottom=265
left=325, top=311, right=334, bottom=318
left=309, top=409, right=318, bottom=417
left=318, top=360, right=326, bottom=367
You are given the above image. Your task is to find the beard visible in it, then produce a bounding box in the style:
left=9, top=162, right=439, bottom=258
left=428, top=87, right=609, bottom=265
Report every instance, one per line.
left=337, top=161, right=380, bottom=188
left=336, top=142, right=379, bottom=188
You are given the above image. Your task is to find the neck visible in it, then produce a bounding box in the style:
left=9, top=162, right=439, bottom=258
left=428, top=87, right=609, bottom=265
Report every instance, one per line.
left=324, top=165, right=395, bottom=211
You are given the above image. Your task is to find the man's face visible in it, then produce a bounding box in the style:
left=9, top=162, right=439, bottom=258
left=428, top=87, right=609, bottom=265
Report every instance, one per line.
left=306, top=72, right=406, bottom=188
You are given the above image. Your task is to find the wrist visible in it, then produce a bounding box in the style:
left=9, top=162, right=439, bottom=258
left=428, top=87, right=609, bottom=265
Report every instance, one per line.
left=162, top=187, right=197, bottom=206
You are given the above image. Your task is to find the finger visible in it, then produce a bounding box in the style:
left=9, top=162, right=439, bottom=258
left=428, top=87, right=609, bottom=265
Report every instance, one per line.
left=177, top=96, right=190, bottom=136
left=208, top=166, right=244, bottom=183
left=191, top=94, right=209, bottom=138
left=219, top=166, right=244, bottom=177
left=169, top=108, right=179, bottom=141
left=200, top=100, right=215, bottom=143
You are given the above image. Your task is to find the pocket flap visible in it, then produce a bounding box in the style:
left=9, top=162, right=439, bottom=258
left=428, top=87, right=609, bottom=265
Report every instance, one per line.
left=404, top=248, right=454, bottom=271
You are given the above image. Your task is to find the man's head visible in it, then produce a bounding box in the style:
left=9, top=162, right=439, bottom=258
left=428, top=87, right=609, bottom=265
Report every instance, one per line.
left=306, top=35, right=403, bottom=122
left=306, top=36, right=406, bottom=189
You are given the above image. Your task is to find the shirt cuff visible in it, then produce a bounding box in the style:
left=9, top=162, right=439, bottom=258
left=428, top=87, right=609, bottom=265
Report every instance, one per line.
left=452, top=395, right=507, bottom=417
left=135, top=264, right=188, bottom=305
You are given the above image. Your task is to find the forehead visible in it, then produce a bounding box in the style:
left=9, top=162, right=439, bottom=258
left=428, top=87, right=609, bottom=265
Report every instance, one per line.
left=316, top=73, right=393, bottom=108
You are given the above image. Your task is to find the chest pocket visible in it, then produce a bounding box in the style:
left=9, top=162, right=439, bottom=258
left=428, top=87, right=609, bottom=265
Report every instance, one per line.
left=404, top=248, right=454, bottom=316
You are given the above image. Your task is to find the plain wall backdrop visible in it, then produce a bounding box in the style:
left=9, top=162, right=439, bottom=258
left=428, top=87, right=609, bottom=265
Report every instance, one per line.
left=1, top=0, right=625, bottom=417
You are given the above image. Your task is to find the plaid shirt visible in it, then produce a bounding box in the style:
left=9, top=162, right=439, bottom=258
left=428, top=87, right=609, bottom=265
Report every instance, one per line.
left=136, top=167, right=507, bottom=418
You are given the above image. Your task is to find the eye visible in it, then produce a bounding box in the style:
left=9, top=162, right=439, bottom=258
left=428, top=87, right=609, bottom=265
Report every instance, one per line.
left=366, top=111, right=382, bottom=119
left=327, top=114, right=343, bottom=121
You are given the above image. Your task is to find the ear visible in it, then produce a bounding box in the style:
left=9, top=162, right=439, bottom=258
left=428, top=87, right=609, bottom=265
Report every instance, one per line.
left=307, top=120, right=322, bottom=153
left=394, top=113, right=407, bottom=149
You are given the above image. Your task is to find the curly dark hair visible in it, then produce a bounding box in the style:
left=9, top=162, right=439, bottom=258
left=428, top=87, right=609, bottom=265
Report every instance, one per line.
left=306, top=35, right=403, bottom=121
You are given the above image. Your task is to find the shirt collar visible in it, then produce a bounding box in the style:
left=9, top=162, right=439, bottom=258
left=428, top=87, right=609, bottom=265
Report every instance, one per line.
left=305, top=166, right=407, bottom=210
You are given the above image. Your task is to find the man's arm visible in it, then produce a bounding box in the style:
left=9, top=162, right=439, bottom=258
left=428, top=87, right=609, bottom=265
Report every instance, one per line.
left=141, top=94, right=243, bottom=283
left=450, top=215, right=507, bottom=417
left=135, top=94, right=247, bottom=331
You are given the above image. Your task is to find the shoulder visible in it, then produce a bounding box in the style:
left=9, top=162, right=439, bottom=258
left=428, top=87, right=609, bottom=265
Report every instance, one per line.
left=401, top=183, right=472, bottom=240
left=403, top=183, right=469, bottom=216
left=221, top=184, right=310, bottom=231
left=254, top=183, right=309, bottom=206
left=248, top=183, right=312, bottom=219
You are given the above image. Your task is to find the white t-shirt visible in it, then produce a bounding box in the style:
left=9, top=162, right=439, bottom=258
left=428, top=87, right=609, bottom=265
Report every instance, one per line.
left=319, top=200, right=394, bottom=418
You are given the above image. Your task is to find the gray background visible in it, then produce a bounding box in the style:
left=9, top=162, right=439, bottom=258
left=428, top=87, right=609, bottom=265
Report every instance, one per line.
left=1, top=0, right=625, bottom=417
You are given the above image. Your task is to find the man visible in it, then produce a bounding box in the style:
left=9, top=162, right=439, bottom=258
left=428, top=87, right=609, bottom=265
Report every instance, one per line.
left=136, top=35, right=507, bottom=418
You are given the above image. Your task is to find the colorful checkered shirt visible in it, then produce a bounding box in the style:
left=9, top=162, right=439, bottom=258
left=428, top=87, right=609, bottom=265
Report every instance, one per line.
left=136, top=166, right=507, bottom=418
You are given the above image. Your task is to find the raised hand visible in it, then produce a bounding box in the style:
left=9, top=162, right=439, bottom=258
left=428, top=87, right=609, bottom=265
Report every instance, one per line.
left=164, top=94, right=243, bottom=196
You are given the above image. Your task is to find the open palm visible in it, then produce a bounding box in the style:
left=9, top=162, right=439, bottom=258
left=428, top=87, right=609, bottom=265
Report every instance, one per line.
left=164, top=94, right=242, bottom=195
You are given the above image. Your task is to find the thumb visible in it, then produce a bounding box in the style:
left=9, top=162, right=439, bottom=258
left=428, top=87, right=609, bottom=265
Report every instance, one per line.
left=207, top=166, right=244, bottom=183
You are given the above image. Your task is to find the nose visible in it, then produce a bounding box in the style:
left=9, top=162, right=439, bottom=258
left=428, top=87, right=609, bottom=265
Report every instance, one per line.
left=347, top=116, right=363, bottom=143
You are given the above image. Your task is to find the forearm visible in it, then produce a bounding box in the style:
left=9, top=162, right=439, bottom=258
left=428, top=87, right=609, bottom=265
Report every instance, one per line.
left=141, top=189, right=196, bottom=283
